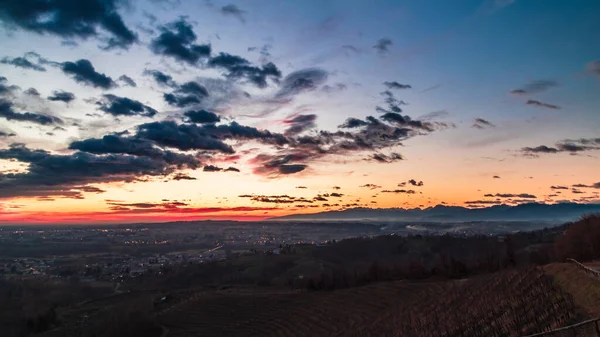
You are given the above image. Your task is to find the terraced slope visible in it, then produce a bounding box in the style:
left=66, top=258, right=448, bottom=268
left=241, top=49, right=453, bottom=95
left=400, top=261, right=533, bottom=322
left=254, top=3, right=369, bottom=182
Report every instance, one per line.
left=158, top=280, right=450, bottom=337
left=545, top=262, right=600, bottom=317
left=159, top=268, right=581, bottom=337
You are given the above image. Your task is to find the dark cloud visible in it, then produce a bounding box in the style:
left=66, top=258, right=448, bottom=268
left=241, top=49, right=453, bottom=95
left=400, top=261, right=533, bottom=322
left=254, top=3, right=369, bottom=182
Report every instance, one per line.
left=0, top=99, right=63, bottom=126
left=68, top=134, right=201, bottom=168
left=525, top=100, right=560, bottom=110
left=360, top=184, right=381, bottom=189
left=408, top=179, right=423, bottom=187
left=1, top=56, right=45, bottom=71
left=276, top=68, right=328, bottom=98
left=220, top=4, right=246, bottom=23
left=208, top=53, right=281, bottom=88
left=283, top=114, right=317, bottom=136
left=509, top=80, right=558, bottom=95
left=24, top=88, right=40, bottom=96
left=163, top=81, right=209, bottom=107
left=136, top=121, right=233, bottom=153
left=332, top=186, right=341, bottom=190
left=490, top=193, right=537, bottom=199
left=144, top=69, right=175, bottom=87
left=61, top=59, right=116, bottom=89
left=382, top=189, right=416, bottom=194
left=0, top=76, right=19, bottom=96
left=0, top=0, right=137, bottom=49
left=465, top=200, right=503, bottom=205
left=551, top=186, right=569, bottom=190
left=184, top=110, right=221, bottom=124
left=135, top=120, right=287, bottom=154
left=47, top=90, right=75, bottom=103
left=203, top=165, right=223, bottom=172
left=369, top=152, right=403, bottom=163
left=373, top=38, right=392, bottom=55
left=224, top=166, right=240, bottom=172
left=0, top=143, right=200, bottom=199
left=521, top=138, right=600, bottom=156
left=383, top=81, right=411, bottom=90
left=279, top=164, right=307, bottom=174
left=493, top=175, right=501, bottom=179
left=342, top=45, right=362, bottom=55
left=98, top=94, right=157, bottom=117
left=472, top=118, right=495, bottom=129
left=172, top=173, right=196, bottom=181
left=0, top=131, right=16, bottom=137
left=572, top=182, right=600, bottom=189
left=296, top=186, right=307, bottom=189
left=118, top=75, right=137, bottom=87
left=339, top=118, right=368, bottom=128
left=150, top=18, right=211, bottom=65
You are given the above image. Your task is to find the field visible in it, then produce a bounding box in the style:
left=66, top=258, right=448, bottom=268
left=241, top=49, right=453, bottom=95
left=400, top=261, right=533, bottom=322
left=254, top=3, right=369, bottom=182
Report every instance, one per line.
left=153, top=267, right=582, bottom=337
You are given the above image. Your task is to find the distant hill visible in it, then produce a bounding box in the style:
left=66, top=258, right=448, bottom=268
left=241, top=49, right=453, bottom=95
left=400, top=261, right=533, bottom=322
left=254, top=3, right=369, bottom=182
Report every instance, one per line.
left=270, top=202, right=600, bottom=222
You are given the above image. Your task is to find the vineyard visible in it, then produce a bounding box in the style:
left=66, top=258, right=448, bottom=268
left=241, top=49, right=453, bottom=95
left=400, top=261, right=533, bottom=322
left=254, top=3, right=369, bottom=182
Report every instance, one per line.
left=156, top=267, right=583, bottom=337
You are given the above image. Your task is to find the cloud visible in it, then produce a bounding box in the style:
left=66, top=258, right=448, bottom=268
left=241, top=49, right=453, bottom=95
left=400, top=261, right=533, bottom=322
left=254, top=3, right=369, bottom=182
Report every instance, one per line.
left=118, top=75, right=137, bottom=87
left=283, top=114, right=317, bottom=136
left=172, top=173, right=196, bottom=181
left=0, top=131, right=16, bottom=137
left=407, top=179, right=423, bottom=187
left=24, top=88, right=40, bottom=96
left=184, top=110, right=221, bottom=124
left=296, top=186, right=307, bottom=189
left=332, top=186, right=341, bottom=190
left=0, top=76, right=19, bottom=96
left=465, top=200, right=503, bottom=205
left=369, top=152, right=403, bottom=163
left=220, top=4, right=246, bottom=23
left=487, top=193, right=537, bottom=199
left=373, top=38, right=392, bottom=55
left=472, top=118, right=495, bottom=129
left=493, top=175, right=501, bottom=179
left=203, top=164, right=223, bottom=172
left=0, top=99, right=63, bottom=126
left=0, top=143, right=200, bottom=199
left=509, top=80, right=558, bottom=95
left=585, top=60, right=600, bottom=77
left=321, top=83, right=347, bottom=94
left=521, top=138, right=600, bottom=156
left=61, top=59, right=116, bottom=89
left=339, top=118, right=368, bottom=128
left=136, top=121, right=234, bottom=153
left=150, top=18, right=212, bottom=65
left=551, top=185, right=569, bottom=190
left=382, top=189, right=416, bottom=194
left=144, top=69, right=175, bottom=87
left=135, top=120, right=287, bottom=154
left=224, top=166, right=240, bottom=172
left=1, top=56, right=45, bottom=71
left=525, top=100, right=560, bottom=110
left=572, top=182, right=600, bottom=189
left=98, top=94, right=157, bottom=117
left=279, top=164, right=307, bottom=174
left=275, top=68, right=328, bottom=98
left=68, top=134, right=201, bottom=168
left=360, top=184, right=381, bottom=189
left=47, top=90, right=75, bottom=103
left=383, top=81, right=411, bottom=90
left=0, top=0, right=137, bottom=49
left=208, top=53, right=281, bottom=88
left=163, top=81, right=209, bottom=107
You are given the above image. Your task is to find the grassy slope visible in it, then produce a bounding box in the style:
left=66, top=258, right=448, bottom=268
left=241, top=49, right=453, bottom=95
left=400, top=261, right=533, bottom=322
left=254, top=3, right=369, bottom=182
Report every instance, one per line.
left=545, top=262, right=600, bottom=318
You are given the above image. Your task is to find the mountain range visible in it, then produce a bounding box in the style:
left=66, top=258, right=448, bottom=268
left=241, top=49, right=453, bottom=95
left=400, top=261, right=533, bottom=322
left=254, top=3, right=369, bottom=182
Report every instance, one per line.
left=270, top=203, right=600, bottom=222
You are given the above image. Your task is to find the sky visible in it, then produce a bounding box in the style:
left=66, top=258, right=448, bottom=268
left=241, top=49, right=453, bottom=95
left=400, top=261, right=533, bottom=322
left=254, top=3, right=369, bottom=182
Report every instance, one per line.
left=0, top=0, right=599, bottom=224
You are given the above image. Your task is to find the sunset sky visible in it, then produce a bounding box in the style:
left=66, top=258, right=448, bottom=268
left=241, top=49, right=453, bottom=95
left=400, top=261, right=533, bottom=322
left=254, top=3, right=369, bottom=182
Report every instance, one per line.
left=0, top=0, right=599, bottom=224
